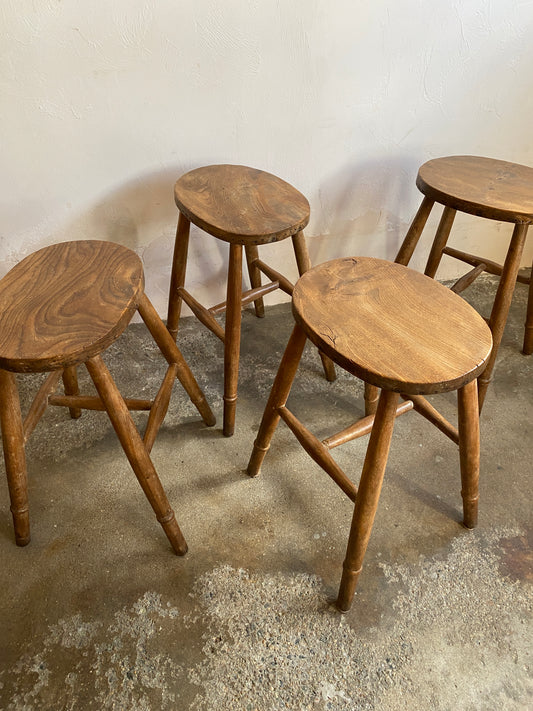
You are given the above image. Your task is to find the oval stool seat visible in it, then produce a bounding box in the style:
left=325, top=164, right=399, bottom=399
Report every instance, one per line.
left=248, top=256, right=492, bottom=612
left=417, top=155, right=533, bottom=223
left=0, top=241, right=144, bottom=372
left=292, top=257, right=492, bottom=394
left=174, top=164, right=310, bottom=244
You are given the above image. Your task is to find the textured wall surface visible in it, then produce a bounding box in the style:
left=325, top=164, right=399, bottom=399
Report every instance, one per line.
left=1, top=0, right=532, bottom=314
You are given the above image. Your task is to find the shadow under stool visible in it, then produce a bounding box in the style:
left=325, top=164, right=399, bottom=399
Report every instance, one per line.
left=0, top=240, right=215, bottom=553
left=247, top=257, right=492, bottom=611
left=166, top=164, right=336, bottom=437
left=394, top=155, right=533, bottom=413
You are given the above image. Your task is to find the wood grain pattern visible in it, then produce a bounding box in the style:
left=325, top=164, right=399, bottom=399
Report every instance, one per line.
left=174, top=164, right=310, bottom=244
left=0, top=241, right=143, bottom=372
left=417, top=155, right=533, bottom=223
left=292, top=257, right=492, bottom=395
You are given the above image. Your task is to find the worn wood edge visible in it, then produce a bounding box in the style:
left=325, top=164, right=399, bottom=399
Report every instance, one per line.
left=174, top=201, right=309, bottom=244
left=417, top=156, right=533, bottom=224
left=0, top=241, right=145, bottom=372
left=174, top=165, right=310, bottom=244
left=292, top=310, right=490, bottom=395
left=291, top=257, right=493, bottom=395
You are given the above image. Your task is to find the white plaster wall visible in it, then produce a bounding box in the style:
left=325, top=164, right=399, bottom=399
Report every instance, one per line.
left=1, top=0, right=532, bottom=316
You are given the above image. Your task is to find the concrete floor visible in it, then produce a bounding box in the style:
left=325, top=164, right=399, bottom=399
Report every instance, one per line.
left=0, top=275, right=531, bottom=710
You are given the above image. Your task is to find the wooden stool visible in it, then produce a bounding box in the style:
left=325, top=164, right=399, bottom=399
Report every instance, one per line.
left=167, top=164, right=336, bottom=437
left=0, top=240, right=215, bottom=552
left=395, top=155, right=533, bottom=412
left=247, top=257, right=492, bottom=611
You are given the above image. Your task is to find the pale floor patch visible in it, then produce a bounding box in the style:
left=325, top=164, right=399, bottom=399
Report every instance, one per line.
left=1, top=528, right=531, bottom=710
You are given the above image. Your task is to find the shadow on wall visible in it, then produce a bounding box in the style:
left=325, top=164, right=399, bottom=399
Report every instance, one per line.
left=56, top=165, right=231, bottom=316
left=309, top=154, right=422, bottom=267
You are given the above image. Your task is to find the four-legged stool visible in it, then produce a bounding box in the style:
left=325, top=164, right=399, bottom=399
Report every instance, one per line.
left=0, top=240, right=215, bottom=552
left=167, top=164, right=336, bottom=437
left=247, top=257, right=492, bottom=611
left=395, top=155, right=533, bottom=411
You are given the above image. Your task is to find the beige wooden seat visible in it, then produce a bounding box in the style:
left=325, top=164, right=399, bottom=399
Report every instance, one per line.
left=167, top=164, right=336, bottom=437
left=0, top=240, right=215, bottom=552
left=395, top=155, right=533, bottom=412
left=247, top=257, right=492, bottom=611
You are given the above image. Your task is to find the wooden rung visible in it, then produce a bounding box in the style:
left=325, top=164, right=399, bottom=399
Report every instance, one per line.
left=323, top=399, right=414, bottom=449
left=254, top=259, right=294, bottom=296
left=277, top=405, right=357, bottom=502
left=241, top=281, right=279, bottom=306
left=48, top=394, right=153, bottom=411
left=401, top=394, right=459, bottom=444
left=143, top=363, right=178, bottom=454
left=23, top=371, right=62, bottom=443
left=450, top=263, right=487, bottom=293
left=210, top=281, right=279, bottom=315
left=209, top=301, right=226, bottom=315
left=443, top=246, right=530, bottom=285
left=177, top=287, right=225, bottom=341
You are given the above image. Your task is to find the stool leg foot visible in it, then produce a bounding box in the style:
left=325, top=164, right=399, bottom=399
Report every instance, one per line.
left=247, top=324, right=307, bottom=477
left=245, top=244, right=265, bottom=318
left=291, top=231, right=336, bottom=382
left=85, top=355, right=187, bottom=555
left=395, top=196, right=435, bottom=266
left=61, top=366, right=82, bottom=419
left=337, top=566, right=363, bottom=613
left=0, top=369, right=30, bottom=546
left=479, top=223, right=529, bottom=411
left=137, top=293, right=216, bottom=427
left=167, top=213, right=191, bottom=342
left=336, top=389, right=399, bottom=612
left=223, top=244, right=243, bottom=437
left=458, top=380, right=480, bottom=529
left=523, top=255, right=533, bottom=355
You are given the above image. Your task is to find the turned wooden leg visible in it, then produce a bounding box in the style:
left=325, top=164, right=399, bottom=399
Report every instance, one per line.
left=395, top=196, right=435, bottom=266
left=245, top=244, right=265, bottom=318
left=0, top=369, right=30, bottom=546
left=523, top=253, right=533, bottom=355
left=336, top=389, right=399, bottom=612
left=291, top=230, right=336, bottom=382
left=247, top=324, right=307, bottom=477
left=458, top=379, right=480, bottom=529
left=223, top=243, right=243, bottom=437
left=424, top=206, right=456, bottom=278
left=167, top=213, right=191, bottom=342
left=478, top=223, right=528, bottom=411
left=85, top=355, right=188, bottom=555
left=137, top=292, right=215, bottom=428
left=62, top=366, right=82, bottom=419
left=364, top=383, right=380, bottom=416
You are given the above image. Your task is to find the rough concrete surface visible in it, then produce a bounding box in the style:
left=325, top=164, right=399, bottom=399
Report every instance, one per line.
left=0, top=275, right=531, bottom=710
